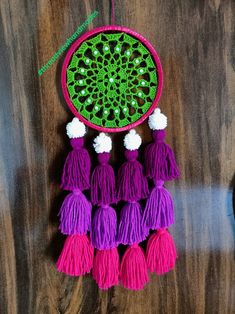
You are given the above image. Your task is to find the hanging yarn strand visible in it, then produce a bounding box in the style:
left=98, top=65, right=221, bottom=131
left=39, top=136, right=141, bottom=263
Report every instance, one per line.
left=91, top=133, right=119, bottom=289
left=144, top=109, right=178, bottom=276
left=61, top=118, right=91, bottom=191
left=117, top=129, right=149, bottom=202
left=91, top=133, right=116, bottom=205
left=111, top=0, right=115, bottom=25
left=118, top=129, right=149, bottom=290
left=56, top=118, right=94, bottom=277
left=117, top=130, right=149, bottom=245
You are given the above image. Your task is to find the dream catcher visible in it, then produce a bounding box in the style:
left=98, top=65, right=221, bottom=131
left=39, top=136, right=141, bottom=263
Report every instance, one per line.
left=56, top=3, right=179, bottom=290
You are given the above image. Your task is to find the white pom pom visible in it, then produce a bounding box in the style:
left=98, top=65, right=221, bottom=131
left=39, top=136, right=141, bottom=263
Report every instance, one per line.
left=66, top=118, right=86, bottom=138
left=148, top=108, right=167, bottom=130
left=124, top=129, right=142, bottom=150
left=93, top=133, right=112, bottom=153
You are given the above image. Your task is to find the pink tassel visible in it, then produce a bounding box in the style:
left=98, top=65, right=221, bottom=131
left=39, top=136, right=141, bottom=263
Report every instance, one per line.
left=93, top=248, right=119, bottom=289
left=120, top=244, right=149, bottom=290
left=145, top=130, right=180, bottom=181
left=56, top=234, right=94, bottom=276
left=91, top=152, right=116, bottom=205
left=61, top=138, right=91, bottom=191
left=146, top=229, right=177, bottom=275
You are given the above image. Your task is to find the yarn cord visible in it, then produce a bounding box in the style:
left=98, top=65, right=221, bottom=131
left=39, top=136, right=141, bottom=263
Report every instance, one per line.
left=111, top=0, right=115, bottom=25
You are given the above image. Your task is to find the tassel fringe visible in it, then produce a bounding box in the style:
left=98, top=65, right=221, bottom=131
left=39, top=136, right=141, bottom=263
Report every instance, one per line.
left=93, top=248, right=119, bottom=289
left=146, top=229, right=177, bottom=275
left=120, top=244, right=149, bottom=290
left=56, top=234, right=94, bottom=276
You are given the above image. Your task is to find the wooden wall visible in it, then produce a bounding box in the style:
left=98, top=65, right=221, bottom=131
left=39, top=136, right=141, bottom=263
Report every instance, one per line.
left=0, top=0, right=234, bottom=313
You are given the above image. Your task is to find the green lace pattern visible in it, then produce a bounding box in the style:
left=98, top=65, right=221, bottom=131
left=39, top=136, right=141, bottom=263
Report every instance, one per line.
left=66, top=32, right=158, bottom=128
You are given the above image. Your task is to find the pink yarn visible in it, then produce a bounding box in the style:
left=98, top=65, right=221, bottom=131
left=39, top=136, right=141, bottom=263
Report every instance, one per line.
left=93, top=248, right=119, bottom=289
left=56, top=234, right=94, bottom=276
left=120, top=244, right=149, bottom=290
left=146, top=229, right=177, bottom=275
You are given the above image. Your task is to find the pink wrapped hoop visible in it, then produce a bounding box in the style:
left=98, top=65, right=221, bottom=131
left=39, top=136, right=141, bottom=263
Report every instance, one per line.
left=61, top=25, right=163, bottom=132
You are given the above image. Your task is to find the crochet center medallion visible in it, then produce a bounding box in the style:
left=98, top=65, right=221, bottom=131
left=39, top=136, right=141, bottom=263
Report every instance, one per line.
left=61, top=26, right=163, bottom=132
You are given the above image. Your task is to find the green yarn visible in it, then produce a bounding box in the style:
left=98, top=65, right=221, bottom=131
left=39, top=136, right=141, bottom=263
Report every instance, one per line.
left=66, top=32, right=158, bottom=128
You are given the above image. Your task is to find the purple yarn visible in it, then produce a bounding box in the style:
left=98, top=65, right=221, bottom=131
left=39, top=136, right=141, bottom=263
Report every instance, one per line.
left=117, top=201, right=148, bottom=245
left=145, top=130, right=180, bottom=181
left=91, top=205, right=117, bottom=249
left=91, top=152, right=116, bottom=205
left=59, top=189, right=92, bottom=235
left=117, top=150, right=149, bottom=202
left=61, top=138, right=91, bottom=191
left=142, top=180, right=174, bottom=229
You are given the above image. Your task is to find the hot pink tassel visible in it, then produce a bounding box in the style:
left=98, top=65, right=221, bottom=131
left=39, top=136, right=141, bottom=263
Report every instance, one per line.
left=120, top=244, right=149, bottom=290
left=93, top=248, right=119, bottom=289
left=146, top=229, right=177, bottom=275
left=56, top=234, right=94, bottom=276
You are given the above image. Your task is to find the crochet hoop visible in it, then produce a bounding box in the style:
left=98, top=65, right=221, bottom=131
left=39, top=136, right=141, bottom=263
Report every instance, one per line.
left=61, top=26, right=163, bottom=132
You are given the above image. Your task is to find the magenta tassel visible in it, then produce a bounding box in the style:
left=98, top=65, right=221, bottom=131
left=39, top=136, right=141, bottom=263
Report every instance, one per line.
left=146, top=229, right=177, bottom=275
left=117, top=150, right=149, bottom=202
left=145, top=130, right=180, bottom=181
left=61, top=138, right=91, bottom=191
left=56, top=234, right=94, bottom=276
left=91, top=152, right=116, bottom=205
left=120, top=244, right=149, bottom=290
left=59, top=189, right=92, bottom=235
left=143, top=180, right=174, bottom=230
left=93, top=248, right=119, bottom=289
left=117, top=201, right=148, bottom=245
left=91, top=205, right=117, bottom=249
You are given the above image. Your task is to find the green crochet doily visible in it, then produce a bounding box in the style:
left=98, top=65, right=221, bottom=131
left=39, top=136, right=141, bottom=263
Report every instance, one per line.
left=66, top=32, right=158, bottom=128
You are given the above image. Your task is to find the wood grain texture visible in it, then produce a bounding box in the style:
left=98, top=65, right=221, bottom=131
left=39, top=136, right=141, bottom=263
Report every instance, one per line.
left=0, top=0, right=234, bottom=313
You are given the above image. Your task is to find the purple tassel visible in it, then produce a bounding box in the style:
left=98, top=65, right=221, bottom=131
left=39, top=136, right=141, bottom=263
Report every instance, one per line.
left=145, top=130, right=180, bottom=181
left=91, top=152, right=116, bottom=205
left=91, top=205, right=117, bottom=249
left=61, top=138, right=91, bottom=191
left=117, top=201, right=148, bottom=245
left=117, top=150, right=149, bottom=202
left=142, top=180, right=174, bottom=229
left=59, top=189, right=92, bottom=235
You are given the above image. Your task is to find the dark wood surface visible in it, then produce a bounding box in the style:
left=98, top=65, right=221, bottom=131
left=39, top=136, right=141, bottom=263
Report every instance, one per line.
left=0, top=0, right=234, bottom=313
